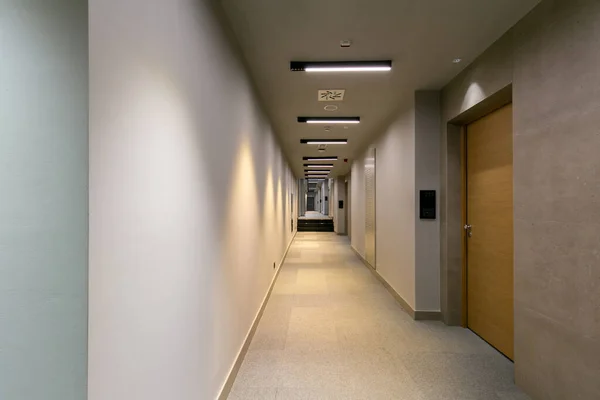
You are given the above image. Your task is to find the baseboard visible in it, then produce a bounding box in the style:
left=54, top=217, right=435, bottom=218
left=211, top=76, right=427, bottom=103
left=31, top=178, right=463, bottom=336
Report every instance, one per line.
left=350, top=245, right=441, bottom=322
left=414, top=311, right=442, bottom=321
left=217, top=230, right=298, bottom=400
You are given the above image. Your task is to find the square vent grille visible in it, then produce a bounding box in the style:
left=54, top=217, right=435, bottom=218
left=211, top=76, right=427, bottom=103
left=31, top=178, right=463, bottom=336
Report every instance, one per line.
left=318, top=89, right=345, bottom=102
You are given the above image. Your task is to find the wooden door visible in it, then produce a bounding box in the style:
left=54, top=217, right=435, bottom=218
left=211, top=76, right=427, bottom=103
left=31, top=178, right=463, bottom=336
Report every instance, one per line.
left=465, top=104, right=514, bottom=359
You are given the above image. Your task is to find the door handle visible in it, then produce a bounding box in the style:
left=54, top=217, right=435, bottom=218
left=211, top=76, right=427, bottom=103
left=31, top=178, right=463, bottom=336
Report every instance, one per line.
left=464, top=224, right=473, bottom=237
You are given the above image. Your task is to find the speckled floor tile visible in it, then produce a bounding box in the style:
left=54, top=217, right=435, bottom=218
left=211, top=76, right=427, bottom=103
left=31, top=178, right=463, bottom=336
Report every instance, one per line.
left=228, top=386, right=278, bottom=400
left=496, top=390, right=532, bottom=400
left=229, top=233, right=527, bottom=400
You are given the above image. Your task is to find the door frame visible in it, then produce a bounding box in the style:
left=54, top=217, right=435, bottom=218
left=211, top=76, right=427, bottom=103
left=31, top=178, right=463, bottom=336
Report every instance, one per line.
left=440, top=84, right=513, bottom=326
left=461, top=126, right=468, bottom=327
left=460, top=103, right=514, bottom=329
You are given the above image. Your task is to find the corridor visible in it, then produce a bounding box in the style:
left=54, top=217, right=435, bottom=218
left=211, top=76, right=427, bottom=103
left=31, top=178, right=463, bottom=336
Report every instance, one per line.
left=229, top=233, right=528, bottom=400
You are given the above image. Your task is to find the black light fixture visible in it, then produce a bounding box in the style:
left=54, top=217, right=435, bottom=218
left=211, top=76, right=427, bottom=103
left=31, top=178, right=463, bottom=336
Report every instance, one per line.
left=290, top=60, right=392, bottom=72
left=297, top=116, right=360, bottom=124
left=303, top=164, right=334, bottom=168
left=303, top=156, right=338, bottom=161
left=300, top=139, right=347, bottom=145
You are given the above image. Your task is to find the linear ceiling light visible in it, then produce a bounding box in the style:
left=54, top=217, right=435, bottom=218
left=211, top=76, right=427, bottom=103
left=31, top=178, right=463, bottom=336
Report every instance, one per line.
left=303, top=156, right=338, bottom=161
left=300, top=139, right=347, bottom=145
left=298, top=117, right=360, bottom=124
left=305, top=170, right=330, bottom=174
left=306, top=174, right=329, bottom=178
left=303, top=164, right=334, bottom=168
left=291, top=60, right=392, bottom=72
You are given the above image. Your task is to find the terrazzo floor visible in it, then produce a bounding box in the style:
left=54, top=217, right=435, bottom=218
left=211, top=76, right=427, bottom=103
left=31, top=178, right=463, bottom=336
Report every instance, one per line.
left=299, top=211, right=333, bottom=220
left=228, top=232, right=530, bottom=400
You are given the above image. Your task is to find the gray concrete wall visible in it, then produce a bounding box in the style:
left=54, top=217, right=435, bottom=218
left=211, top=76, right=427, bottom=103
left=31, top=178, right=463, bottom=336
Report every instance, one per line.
left=415, top=91, right=442, bottom=312
left=0, top=1, right=89, bottom=399
left=440, top=28, right=515, bottom=326
left=441, top=0, right=600, bottom=398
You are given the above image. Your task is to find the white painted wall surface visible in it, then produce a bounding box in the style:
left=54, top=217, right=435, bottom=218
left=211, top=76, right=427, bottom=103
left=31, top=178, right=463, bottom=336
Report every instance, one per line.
left=351, top=103, right=417, bottom=307
left=0, top=1, right=89, bottom=399
left=332, top=178, right=347, bottom=235
left=351, top=96, right=445, bottom=312
left=372, top=107, right=416, bottom=309
left=350, top=161, right=366, bottom=257
left=88, top=1, right=296, bottom=399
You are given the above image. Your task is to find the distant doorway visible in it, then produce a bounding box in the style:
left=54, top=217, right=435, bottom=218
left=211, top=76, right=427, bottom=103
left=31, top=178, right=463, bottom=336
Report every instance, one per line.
left=307, top=196, right=315, bottom=211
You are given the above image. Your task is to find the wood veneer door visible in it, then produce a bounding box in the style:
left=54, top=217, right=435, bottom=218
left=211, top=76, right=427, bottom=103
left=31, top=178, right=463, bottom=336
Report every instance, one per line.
left=466, top=103, right=514, bottom=359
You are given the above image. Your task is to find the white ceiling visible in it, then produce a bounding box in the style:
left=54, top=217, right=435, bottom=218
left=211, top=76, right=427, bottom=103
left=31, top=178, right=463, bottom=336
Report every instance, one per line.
left=220, top=0, right=539, bottom=178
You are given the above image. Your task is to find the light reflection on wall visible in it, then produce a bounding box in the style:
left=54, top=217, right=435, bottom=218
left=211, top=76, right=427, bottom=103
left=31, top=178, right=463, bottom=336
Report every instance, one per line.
left=217, top=138, right=261, bottom=365
left=275, top=176, right=284, bottom=254
left=261, top=166, right=277, bottom=272
left=461, top=82, right=487, bottom=113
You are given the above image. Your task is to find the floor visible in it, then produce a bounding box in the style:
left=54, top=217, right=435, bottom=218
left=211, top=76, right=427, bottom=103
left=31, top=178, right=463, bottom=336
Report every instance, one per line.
left=228, top=233, right=530, bottom=400
left=299, top=211, right=332, bottom=220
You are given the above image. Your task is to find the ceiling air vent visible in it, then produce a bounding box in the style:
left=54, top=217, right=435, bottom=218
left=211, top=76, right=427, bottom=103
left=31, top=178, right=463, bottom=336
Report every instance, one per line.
left=318, top=90, right=345, bottom=102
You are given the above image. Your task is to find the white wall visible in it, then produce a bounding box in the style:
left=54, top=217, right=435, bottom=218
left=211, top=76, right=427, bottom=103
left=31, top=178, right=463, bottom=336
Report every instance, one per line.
left=350, top=160, right=366, bottom=256
left=332, top=178, right=347, bottom=235
left=88, top=1, right=296, bottom=399
left=375, top=108, right=417, bottom=308
left=0, top=1, right=89, bottom=399
left=322, top=180, right=330, bottom=215
left=351, top=104, right=417, bottom=308
left=351, top=93, right=444, bottom=313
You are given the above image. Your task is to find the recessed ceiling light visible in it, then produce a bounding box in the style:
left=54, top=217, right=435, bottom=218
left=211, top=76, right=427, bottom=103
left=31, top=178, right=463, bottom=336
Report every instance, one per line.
left=298, top=117, right=360, bottom=124
left=306, top=175, right=329, bottom=179
left=303, top=164, right=334, bottom=168
left=305, top=170, right=330, bottom=174
left=324, top=105, right=339, bottom=112
left=300, top=139, right=348, bottom=145
left=303, top=156, right=338, bottom=161
left=453, top=58, right=462, bottom=64
left=291, top=60, right=392, bottom=72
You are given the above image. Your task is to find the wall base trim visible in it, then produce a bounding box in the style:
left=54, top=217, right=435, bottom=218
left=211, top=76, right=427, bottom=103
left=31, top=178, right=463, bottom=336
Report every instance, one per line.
left=350, top=245, right=441, bottom=322
left=218, top=230, right=298, bottom=400
left=414, top=311, right=442, bottom=321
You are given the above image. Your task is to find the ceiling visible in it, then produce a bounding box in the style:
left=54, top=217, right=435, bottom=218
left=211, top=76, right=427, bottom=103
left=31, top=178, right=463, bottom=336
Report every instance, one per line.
left=220, top=0, right=539, bottom=178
